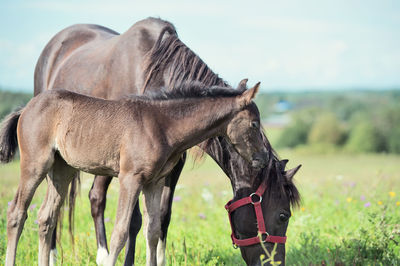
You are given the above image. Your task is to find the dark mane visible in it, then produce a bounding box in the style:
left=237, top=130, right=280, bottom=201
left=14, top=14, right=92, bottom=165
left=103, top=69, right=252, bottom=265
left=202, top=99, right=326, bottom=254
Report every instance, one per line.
left=260, top=132, right=301, bottom=208
left=126, top=81, right=242, bottom=102
left=141, top=26, right=228, bottom=92
left=262, top=152, right=301, bottom=208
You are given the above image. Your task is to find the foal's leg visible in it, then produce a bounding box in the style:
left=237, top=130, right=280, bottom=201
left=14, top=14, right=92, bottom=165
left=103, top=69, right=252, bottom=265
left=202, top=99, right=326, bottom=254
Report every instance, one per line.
left=5, top=156, right=53, bottom=266
left=37, top=157, right=76, bottom=266
left=157, top=155, right=186, bottom=266
left=102, top=172, right=143, bottom=266
left=142, top=181, right=164, bottom=266
left=89, top=175, right=113, bottom=264
left=124, top=200, right=142, bottom=266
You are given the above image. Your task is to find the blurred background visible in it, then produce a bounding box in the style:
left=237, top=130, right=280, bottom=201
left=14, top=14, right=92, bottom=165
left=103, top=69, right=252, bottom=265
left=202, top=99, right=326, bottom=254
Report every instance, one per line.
left=1, top=1, right=399, bottom=265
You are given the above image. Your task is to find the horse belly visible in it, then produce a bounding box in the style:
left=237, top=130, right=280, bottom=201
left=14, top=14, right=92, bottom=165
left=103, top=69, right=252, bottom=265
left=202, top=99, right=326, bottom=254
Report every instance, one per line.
left=55, top=136, right=120, bottom=177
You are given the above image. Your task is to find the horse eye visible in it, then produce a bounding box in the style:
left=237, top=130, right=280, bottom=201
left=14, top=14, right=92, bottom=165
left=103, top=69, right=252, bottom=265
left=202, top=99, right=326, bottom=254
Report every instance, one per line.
left=279, top=213, right=289, bottom=222
left=251, top=121, right=259, bottom=128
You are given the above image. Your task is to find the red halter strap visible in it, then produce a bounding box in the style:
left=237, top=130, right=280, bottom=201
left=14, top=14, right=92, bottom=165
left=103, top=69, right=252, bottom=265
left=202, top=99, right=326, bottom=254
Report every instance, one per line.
left=225, top=181, right=287, bottom=247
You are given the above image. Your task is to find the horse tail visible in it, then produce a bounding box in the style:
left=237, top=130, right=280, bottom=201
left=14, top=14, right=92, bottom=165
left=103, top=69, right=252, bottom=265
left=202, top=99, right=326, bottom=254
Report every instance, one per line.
left=55, top=171, right=80, bottom=249
left=0, top=107, right=24, bottom=163
left=67, top=172, right=80, bottom=243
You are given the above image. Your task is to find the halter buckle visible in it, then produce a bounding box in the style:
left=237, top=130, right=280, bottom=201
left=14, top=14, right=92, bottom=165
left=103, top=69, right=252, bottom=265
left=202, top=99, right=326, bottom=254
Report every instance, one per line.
left=250, top=193, right=262, bottom=204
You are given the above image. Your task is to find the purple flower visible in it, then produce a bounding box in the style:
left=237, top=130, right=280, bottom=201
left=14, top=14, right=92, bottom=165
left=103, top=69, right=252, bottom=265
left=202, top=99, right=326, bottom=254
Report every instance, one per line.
left=8, top=201, right=12, bottom=206
left=173, top=196, right=181, bottom=202
left=350, top=182, right=356, bottom=188
left=105, top=217, right=110, bottom=223
left=34, top=220, right=39, bottom=224
left=198, top=213, right=206, bottom=219
left=360, top=195, right=366, bottom=201
left=30, top=203, right=37, bottom=211
left=364, top=202, right=371, bottom=208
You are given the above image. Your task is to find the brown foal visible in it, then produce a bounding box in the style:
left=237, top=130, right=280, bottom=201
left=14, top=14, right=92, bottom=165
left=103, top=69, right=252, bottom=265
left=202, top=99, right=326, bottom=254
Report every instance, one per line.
left=0, top=82, right=267, bottom=266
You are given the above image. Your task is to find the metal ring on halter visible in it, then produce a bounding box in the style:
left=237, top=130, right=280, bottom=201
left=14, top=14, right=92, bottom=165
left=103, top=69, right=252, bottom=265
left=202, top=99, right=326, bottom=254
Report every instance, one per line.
left=250, top=193, right=262, bottom=204
left=260, top=232, right=269, bottom=243
left=233, top=243, right=238, bottom=249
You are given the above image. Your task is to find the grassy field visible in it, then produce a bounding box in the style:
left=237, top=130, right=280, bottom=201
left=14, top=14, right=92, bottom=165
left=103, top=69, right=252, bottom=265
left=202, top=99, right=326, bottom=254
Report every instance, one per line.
left=1, top=150, right=400, bottom=265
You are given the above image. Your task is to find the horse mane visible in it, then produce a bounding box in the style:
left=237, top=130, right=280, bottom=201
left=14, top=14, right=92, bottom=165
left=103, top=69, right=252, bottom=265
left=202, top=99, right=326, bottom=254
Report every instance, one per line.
left=140, top=22, right=300, bottom=207
left=262, top=151, right=301, bottom=208
left=141, top=26, right=228, bottom=92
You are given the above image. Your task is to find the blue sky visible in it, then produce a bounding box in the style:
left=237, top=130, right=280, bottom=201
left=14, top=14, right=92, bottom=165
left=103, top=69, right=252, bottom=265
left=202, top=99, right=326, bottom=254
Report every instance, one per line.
left=1, top=0, right=399, bottom=92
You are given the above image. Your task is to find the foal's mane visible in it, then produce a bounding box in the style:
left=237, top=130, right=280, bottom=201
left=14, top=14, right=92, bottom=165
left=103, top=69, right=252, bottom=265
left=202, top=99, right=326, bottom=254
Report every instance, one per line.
left=141, top=25, right=228, bottom=92
left=134, top=81, right=242, bottom=102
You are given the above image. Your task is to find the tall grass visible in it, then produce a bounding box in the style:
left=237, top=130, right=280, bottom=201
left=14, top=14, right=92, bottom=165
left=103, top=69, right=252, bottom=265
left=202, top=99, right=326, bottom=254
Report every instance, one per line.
left=1, top=152, right=399, bottom=265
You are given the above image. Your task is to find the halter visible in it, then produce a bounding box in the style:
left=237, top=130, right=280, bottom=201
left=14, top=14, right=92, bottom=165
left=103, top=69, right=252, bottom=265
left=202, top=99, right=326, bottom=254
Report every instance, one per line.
left=224, top=177, right=287, bottom=247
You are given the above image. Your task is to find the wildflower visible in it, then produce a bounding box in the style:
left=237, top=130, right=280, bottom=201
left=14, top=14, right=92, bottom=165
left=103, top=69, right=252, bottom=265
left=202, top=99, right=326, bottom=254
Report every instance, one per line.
left=201, top=188, right=214, bottom=203
left=34, top=220, right=38, bottom=224
left=173, top=196, right=181, bottom=202
left=301, top=207, right=305, bottom=212
left=346, top=197, right=352, bottom=203
left=8, top=201, right=12, bottom=206
left=364, top=202, right=371, bottom=208
left=87, top=232, right=90, bottom=236
left=198, top=213, right=206, bottom=219
left=360, top=195, right=366, bottom=201
left=396, top=201, right=400, bottom=206
left=29, top=203, right=37, bottom=211
left=104, top=217, right=110, bottom=223
left=389, top=191, right=396, bottom=198
left=378, top=201, right=383, bottom=205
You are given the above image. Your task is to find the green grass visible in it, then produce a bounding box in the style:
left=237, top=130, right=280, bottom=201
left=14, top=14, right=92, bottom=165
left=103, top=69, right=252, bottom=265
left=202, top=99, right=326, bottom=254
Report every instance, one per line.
left=1, top=151, right=400, bottom=265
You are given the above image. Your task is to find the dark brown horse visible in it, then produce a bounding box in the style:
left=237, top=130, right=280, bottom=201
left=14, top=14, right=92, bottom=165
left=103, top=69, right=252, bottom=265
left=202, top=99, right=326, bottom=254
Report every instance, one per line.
left=1, top=83, right=267, bottom=266
left=33, top=17, right=301, bottom=265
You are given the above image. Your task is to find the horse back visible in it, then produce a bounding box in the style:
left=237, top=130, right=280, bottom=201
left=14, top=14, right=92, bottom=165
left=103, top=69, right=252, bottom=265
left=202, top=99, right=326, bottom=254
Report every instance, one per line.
left=34, top=17, right=177, bottom=100
left=34, top=24, right=119, bottom=96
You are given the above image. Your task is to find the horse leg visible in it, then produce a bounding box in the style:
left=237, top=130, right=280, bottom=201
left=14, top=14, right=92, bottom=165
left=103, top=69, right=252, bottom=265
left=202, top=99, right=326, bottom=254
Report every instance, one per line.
left=157, top=154, right=186, bottom=266
left=37, top=156, right=76, bottom=266
left=49, top=226, right=57, bottom=266
left=124, top=200, right=142, bottom=266
left=142, top=181, right=165, bottom=266
left=102, top=173, right=143, bottom=266
left=89, top=175, right=113, bottom=264
left=5, top=155, right=53, bottom=266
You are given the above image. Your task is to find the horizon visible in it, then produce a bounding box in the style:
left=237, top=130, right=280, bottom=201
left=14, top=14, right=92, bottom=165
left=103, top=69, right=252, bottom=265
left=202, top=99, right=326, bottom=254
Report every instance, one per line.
left=1, top=0, right=400, bottom=92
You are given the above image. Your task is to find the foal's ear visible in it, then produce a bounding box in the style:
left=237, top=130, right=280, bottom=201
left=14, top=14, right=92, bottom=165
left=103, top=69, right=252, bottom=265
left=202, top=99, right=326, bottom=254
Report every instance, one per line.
left=285, top=164, right=301, bottom=181
left=238, top=82, right=260, bottom=108
left=237, top=78, right=248, bottom=91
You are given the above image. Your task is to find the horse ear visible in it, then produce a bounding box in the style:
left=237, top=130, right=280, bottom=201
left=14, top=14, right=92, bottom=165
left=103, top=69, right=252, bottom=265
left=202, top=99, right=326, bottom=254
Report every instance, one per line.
left=238, top=82, right=260, bottom=108
left=280, top=159, right=289, bottom=170
left=237, top=78, right=248, bottom=91
left=285, top=165, right=301, bottom=181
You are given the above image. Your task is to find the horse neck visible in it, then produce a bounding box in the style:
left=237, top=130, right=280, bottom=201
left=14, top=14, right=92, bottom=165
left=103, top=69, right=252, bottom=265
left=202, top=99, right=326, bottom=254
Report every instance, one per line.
left=203, top=137, right=258, bottom=194
left=160, top=97, right=239, bottom=151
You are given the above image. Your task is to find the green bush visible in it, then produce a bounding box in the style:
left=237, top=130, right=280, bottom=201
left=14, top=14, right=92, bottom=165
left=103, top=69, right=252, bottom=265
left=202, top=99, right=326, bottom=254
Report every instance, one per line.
left=388, top=125, right=400, bottom=154
left=276, top=118, right=310, bottom=148
left=346, top=121, right=383, bottom=153
left=308, top=112, right=346, bottom=145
